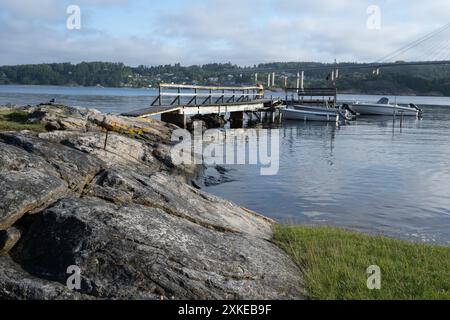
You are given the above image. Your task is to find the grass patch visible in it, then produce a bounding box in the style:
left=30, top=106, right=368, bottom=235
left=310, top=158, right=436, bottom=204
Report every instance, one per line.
left=273, top=225, right=450, bottom=300
left=0, top=110, right=46, bottom=132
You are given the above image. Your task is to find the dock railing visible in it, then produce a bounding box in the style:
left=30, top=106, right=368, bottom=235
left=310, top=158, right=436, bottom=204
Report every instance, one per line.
left=151, top=83, right=264, bottom=106
left=284, top=87, right=338, bottom=107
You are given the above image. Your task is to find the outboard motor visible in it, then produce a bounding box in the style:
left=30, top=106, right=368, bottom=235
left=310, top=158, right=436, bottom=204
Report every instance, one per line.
left=341, top=103, right=357, bottom=116
left=410, top=103, right=423, bottom=117
left=337, top=104, right=356, bottom=121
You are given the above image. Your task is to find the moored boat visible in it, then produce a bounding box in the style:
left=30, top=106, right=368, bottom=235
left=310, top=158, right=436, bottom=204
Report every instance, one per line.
left=350, top=97, right=422, bottom=117
left=282, top=105, right=353, bottom=122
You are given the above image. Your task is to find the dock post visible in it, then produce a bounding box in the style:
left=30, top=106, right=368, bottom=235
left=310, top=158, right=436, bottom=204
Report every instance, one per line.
left=400, top=112, right=404, bottom=129
left=230, top=111, right=244, bottom=129
left=159, top=85, right=162, bottom=106
left=300, top=71, right=304, bottom=91
left=161, top=111, right=187, bottom=129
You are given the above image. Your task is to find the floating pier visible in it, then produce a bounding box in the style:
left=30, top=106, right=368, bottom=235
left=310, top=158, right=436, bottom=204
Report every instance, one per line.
left=283, top=87, right=338, bottom=107
left=122, top=83, right=282, bottom=128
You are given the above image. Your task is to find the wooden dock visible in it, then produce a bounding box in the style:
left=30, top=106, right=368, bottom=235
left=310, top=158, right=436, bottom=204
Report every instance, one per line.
left=123, top=99, right=276, bottom=117
left=121, top=83, right=281, bottom=128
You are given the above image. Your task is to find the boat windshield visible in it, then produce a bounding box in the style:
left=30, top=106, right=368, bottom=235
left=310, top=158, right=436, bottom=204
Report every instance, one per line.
left=377, top=97, right=390, bottom=104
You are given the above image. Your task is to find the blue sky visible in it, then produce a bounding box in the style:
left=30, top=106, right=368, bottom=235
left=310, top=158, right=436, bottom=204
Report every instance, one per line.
left=0, top=0, right=449, bottom=66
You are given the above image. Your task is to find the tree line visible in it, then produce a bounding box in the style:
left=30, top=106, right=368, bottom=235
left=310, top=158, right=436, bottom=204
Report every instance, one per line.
left=1, top=61, right=449, bottom=96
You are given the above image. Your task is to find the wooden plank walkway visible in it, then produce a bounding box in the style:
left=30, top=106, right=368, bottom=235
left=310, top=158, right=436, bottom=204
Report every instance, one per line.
left=122, top=99, right=276, bottom=118
left=122, top=105, right=181, bottom=117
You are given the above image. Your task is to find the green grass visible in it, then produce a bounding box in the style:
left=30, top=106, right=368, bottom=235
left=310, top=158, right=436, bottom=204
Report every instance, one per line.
left=0, top=110, right=46, bottom=132
left=273, top=225, right=450, bottom=300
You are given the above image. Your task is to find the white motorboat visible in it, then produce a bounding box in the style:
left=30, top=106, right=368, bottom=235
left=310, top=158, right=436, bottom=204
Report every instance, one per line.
left=282, top=105, right=353, bottom=122
left=350, top=97, right=422, bottom=116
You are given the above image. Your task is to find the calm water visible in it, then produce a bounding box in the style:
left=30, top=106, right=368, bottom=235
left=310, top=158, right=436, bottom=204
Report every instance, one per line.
left=0, top=85, right=157, bottom=114
left=2, top=85, right=450, bottom=244
left=205, top=107, right=450, bottom=245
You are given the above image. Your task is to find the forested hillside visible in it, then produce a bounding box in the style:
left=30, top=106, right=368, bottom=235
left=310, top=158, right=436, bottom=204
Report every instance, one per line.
left=1, top=61, right=449, bottom=96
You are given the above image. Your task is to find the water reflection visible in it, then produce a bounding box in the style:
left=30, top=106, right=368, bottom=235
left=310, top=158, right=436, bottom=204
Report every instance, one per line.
left=1, top=85, right=450, bottom=244
left=205, top=107, right=450, bottom=245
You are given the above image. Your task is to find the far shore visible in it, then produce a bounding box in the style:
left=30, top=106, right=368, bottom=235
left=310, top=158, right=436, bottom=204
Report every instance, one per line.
left=1, top=83, right=450, bottom=98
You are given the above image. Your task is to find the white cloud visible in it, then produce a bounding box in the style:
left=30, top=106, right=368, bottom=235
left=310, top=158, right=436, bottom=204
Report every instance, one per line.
left=0, top=0, right=448, bottom=66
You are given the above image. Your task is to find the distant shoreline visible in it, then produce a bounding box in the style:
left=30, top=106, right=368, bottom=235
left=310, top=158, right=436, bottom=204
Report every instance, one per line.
left=0, top=83, right=154, bottom=90
left=1, top=83, right=449, bottom=99
left=266, top=87, right=447, bottom=98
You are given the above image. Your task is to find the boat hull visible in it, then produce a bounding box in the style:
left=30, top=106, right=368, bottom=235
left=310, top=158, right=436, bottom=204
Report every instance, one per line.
left=350, top=103, right=419, bottom=116
left=282, top=107, right=339, bottom=122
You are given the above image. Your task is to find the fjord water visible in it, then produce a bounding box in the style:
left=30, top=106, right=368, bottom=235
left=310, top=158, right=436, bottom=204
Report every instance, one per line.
left=0, top=85, right=155, bottom=113
left=206, top=106, right=450, bottom=245
left=1, top=85, right=450, bottom=244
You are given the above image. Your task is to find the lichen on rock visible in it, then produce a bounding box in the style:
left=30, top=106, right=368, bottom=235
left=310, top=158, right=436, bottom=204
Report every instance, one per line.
left=0, top=105, right=304, bottom=300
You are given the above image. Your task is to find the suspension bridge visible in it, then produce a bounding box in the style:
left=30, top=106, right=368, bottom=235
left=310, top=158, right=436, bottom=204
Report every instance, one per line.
left=122, top=23, right=450, bottom=128
left=227, top=22, right=450, bottom=81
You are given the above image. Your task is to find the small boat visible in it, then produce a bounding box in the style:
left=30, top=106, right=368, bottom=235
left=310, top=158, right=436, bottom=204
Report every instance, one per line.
left=282, top=105, right=353, bottom=122
left=350, top=98, right=422, bottom=117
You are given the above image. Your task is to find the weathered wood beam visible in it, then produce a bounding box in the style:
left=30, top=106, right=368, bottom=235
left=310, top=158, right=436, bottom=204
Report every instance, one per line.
left=160, top=83, right=260, bottom=91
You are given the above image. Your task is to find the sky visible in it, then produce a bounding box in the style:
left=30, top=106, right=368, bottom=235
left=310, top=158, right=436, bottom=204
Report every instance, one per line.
left=0, top=0, right=449, bottom=66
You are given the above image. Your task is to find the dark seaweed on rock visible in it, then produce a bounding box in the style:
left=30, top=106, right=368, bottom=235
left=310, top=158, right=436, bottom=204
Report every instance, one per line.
left=0, top=104, right=304, bottom=300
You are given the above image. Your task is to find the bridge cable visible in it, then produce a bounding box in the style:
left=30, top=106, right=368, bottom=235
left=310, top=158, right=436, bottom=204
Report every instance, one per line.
left=377, top=23, right=450, bottom=63
left=377, top=23, right=450, bottom=62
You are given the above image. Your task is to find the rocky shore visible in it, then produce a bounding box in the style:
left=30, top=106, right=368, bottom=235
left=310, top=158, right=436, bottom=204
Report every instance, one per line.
left=0, top=104, right=303, bottom=300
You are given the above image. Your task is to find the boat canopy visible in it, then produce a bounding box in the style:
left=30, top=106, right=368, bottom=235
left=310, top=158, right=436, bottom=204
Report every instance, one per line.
left=377, top=97, right=390, bottom=104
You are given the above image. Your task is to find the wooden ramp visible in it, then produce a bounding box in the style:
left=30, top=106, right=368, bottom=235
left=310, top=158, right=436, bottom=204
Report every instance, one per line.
left=121, top=99, right=277, bottom=118
left=122, top=105, right=181, bottom=117
left=120, top=84, right=281, bottom=127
